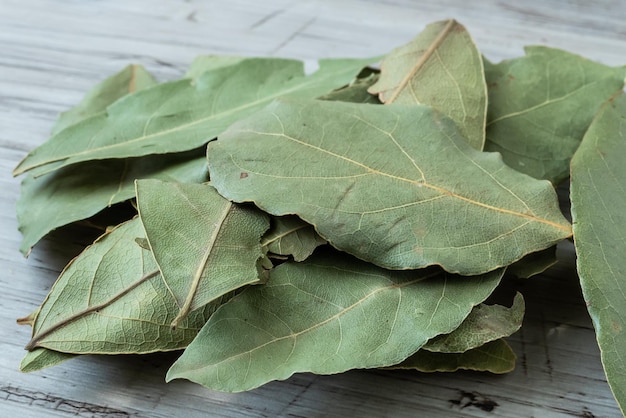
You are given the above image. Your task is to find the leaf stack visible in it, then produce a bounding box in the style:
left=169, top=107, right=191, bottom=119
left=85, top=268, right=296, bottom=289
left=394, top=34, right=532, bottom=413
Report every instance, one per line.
left=12, top=19, right=626, bottom=414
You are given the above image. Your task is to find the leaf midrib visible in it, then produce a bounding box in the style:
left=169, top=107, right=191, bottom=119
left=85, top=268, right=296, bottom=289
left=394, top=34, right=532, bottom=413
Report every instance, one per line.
left=170, top=198, right=233, bottom=328
left=261, top=224, right=309, bottom=247
left=386, top=19, right=456, bottom=104
left=26, top=270, right=160, bottom=350
left=190, top=269, right=441, bottom=372
left=242, top=130, right=571, bottom=233
left=17, top=62, right=364, bottom=176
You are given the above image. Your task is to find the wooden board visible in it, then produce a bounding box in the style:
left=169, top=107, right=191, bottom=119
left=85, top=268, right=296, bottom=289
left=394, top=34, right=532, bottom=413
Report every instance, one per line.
left=1, top=1, right=624, bottom=416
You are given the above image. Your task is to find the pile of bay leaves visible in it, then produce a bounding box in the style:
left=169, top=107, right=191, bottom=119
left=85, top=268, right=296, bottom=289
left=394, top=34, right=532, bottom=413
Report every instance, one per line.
left=12, top=19, right=626, bottom=412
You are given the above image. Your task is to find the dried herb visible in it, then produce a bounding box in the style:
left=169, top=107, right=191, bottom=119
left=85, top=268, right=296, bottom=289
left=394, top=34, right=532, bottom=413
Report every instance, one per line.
left=12, top=19, right=626, bottom=415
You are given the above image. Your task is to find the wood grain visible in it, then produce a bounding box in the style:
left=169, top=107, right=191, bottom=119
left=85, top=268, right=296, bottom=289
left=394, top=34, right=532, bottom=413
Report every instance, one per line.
left=1, top=1, right=624, bottom=416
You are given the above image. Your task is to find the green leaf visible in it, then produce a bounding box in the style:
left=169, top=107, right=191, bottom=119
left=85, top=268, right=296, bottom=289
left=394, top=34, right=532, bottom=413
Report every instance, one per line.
left=570, top=91, right=626, bottom=415
left=14, top=57, right=377, bottom=177
left=506, top=246, right=557, bottom=279
left=319, top=72, right=381, bottom=104
left=18, top=309, right=77, bottom=371
left=166, top=252, right=504, bottom=392
left=51, top=64, right=157, bottom=135
left=24, top=218, right=215, bottom=354
left=485, top=47, right=626, bottom=183
left=368, top=19, right=487, bottom=150
left=184, top=56, right=247, bottom=79
left=423, top=292, right=524, bottom=353
left=208, top=99, right=572, bottom=274
left=17, top=148, right=207, bottom=256
left=135, top=180, right=269, bottom=327
left=261, top=216, right=326, bottom=262
left=387, top=339, right=516, bottom=374
left=20, top=348, right=76, bottom=373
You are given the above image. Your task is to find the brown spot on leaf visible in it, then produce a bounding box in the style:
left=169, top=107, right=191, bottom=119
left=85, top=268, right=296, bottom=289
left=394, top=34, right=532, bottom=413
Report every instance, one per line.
left=240, top=172, right=249, bottom=179
left=611, top=321, right=622, bottom=333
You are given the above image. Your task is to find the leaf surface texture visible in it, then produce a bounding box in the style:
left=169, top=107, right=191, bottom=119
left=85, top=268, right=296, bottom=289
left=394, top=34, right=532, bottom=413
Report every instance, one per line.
left=571, top=92, right=626, bottom=414
left=167, top=252, right=504, bottom=391
left=14, top=57, right=375, bottom=176
left=208, top=99, right=571, bottom=274
left=369, top=19, right=487, bottom=150
left=25, top=218, right=215, bottom=354
left=136, top=180, right=269, bottom=326
left=485, top=47, right=626, bottom=183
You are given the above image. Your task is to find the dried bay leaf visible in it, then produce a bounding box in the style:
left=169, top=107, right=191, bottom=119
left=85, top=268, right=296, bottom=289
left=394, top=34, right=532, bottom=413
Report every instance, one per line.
left=184, top=56, right=247, bottom=79
left=166, top=251, right=504, bottom=392
left=20, top=348, right=76, bottom=372
left=135, top=180, right=269, bottom=327
left=571, top=91, right=626, bottom=415
left=17, top=148, right=207, bottom=256
left=485, top=47, right=626, bottom=183
left=369, top=19, right=487, bottom=150
left=51, top=64, right=157, bottom=135
left=506, top=246, right=557, bottom=279
left=24, top=218, right=216, bottom=354
left=319, top=72, right=381, bottom=104
left=388, top=339, right=516, bottom=374
left=208, top=99, right=572, bottom=274
left=14, top=57, right=377, bottom=177
left=17, top=63, right=186, bottom=256
left=423, top=292, right=524, bottom=353
left=18, top=309, right=76, bottom=371
left=261, top=216, right=327, bottom=262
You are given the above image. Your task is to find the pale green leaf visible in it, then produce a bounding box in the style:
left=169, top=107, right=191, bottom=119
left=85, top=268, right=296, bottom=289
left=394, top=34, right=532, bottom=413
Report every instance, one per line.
left=571, top=91, right=626, bottom=415
left=319, top=72, right=381, bottom=104
left=208, top=99, right=572, bottom=274
left=20, top=348, right=76, bottom=373
left=388, top=339, right=516, bottom=374
left=506, top=246, right=557, bottom=279
left=14, top=57, right=376, bottom=177
left=18, top=309, right=78, bottom=371
left=369, top=19, right=487, bottom=150
left=25, top=218, right=215, bottom=354
left=135, top=180, right=269, bottom=327
left=485, top=46, right=626, bottom=183
left=261, top=216, right=326, bottom=262
left=184, top=56, right=247, bottom=79
left=17, top=148, right=207, bottom=256
left=423, top=292, right=524, bottom=353
left=51, top=64, right=157, bottom=135
left=166, top=252, right=504, bottom=392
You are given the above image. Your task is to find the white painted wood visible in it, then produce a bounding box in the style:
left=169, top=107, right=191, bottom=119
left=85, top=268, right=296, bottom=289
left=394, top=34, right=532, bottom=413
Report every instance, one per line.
left=1, top=0, right=624, bottom=416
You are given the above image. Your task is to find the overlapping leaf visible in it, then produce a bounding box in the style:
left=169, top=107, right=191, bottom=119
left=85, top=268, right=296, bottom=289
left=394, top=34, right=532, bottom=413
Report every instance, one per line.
left=20, top=348, right=76, bottom=372
left=485, top=47, right=626, bottom=183
left=208, top=99, right=571, bottom=274
left=14, top=57, right=376, bottom=177
left=423, top=292, right=524, bottom=353
left=261, top=216, right=326, bottom=262
left=14, top=19, right=626, bottom=408
left=388, top=339, right=516, bottom=373
left=51, top=64, right=157, bottom=135
left=184, top=56, right=247, bottom=79
left=369, top=19, right=487, bottom=150
left=506, top=246, right=557, bottom=279
left=571, top=91, right=626, bottom=415
left=17, top=148, right=207, bottom=256
left=24, top=218, right=216, bottom=354
left=136, top=180, right=269, bottom=327
left=166, top=252, right=504, bottom=392
left=319, top=71, right=381, bottom=104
